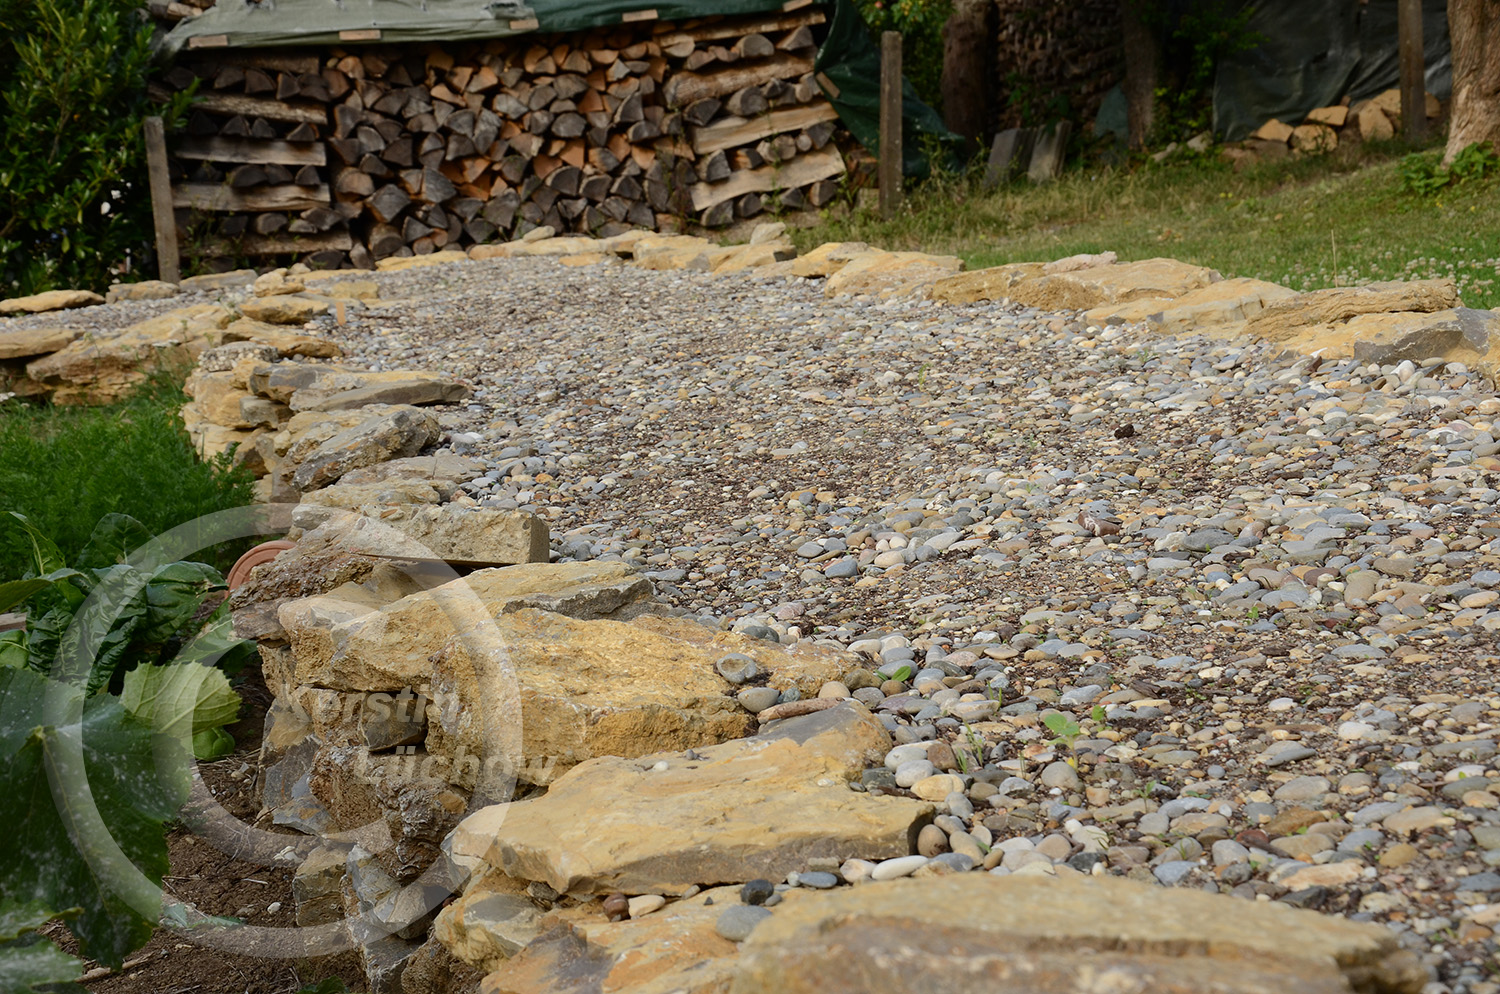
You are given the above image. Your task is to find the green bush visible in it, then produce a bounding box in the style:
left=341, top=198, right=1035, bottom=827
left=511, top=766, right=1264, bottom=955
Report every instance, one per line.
left=0, top=375, right=254, bottom=583
left=0, top=0, right=188, bottom=297
left=854, top=0, right=951, bottom=114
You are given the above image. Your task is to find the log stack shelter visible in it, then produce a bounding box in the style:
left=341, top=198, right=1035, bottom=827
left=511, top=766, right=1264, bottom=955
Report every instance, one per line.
left=150, top=0, right=946, bottom=270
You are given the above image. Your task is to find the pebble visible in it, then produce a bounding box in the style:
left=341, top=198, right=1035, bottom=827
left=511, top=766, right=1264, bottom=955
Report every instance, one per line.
left=716, top=905, right=772, bottom=942
left=871, top=855, right=930, bottom=881
left=739, top=879, right=774, bottom=906
left=627, top=895, right=666, bottom=918
left=297, top=255, right=1500, bottom=982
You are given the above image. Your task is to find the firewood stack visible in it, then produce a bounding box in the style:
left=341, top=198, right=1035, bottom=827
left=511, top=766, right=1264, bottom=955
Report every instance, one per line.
left=154, top=6, right=848, bottom=269
left=990, top=0, right=1121, bottom=135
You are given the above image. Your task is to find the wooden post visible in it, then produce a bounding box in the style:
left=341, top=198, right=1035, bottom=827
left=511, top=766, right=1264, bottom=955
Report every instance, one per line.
left=1398, top=0, right=1427, bottom=142
left=878, top=30, right=902, bottom=220
left=143, top=116, right=181, bottom=284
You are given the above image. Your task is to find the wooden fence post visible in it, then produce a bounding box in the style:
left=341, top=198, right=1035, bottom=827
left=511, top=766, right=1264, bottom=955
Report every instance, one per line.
left=143, top=116, right=181, bottom=283
left=879, top=30, right=902, bottom=220
left=1398, top=0, right=1427, bottom=142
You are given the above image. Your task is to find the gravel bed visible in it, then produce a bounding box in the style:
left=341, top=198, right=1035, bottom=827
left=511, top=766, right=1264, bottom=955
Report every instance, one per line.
left=304, top=256, right=1500, bottom=991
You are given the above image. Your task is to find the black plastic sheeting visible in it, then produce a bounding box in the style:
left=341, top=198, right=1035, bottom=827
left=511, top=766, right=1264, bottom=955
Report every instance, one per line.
left=1213, top=0, right=1451, bottom=141
left=163, top=0, right=954, bottom=175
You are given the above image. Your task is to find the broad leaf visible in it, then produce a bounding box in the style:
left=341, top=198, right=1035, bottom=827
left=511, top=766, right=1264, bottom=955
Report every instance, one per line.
left=0, top=900, right=84, bottom=994
left=140, top=561, right=223, bottom=644
left=120, top=663, right=239, bottom=759
left=7, top=512, right=64, bottom=577
left=0, top=668, right=191, bottom=968
left=76, top=514, right=153, bottom=570
left=0, top=631, right=26, bottom=669
left=0, top=579, right=49, bottom=615
left=174, top=607, right=256, bottom=677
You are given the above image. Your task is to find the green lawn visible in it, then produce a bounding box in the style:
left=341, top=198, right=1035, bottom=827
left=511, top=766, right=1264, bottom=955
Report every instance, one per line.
left=791, top=139, right=1500, bottom=309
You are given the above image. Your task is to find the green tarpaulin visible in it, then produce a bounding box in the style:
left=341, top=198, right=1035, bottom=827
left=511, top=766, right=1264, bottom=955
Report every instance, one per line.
left=161, top=0, right=954, bottom=175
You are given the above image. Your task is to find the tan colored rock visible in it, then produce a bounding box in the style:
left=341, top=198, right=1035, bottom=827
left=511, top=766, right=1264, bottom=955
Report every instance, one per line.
left=1339, top=308, right=1500, bottom=369
left=293, top=375, right=471, bottom=412
left=628, top=614, right=858, bottom=693
left=556, top=252, right=613, bottom=267
left=280, top=561, right=657, bottom=691
left=475, top=887, right=744, bottom=992
left=1043, top=250, right=1118, bottom=274
left=26, top=305, right=232, bottom=405
left=338, top=453, right=486, bottom=487
left=0, top=327, right=81, bottom=360
left=0, top=288, right=104, bottom=316
left=467, top=703, right=929, bottom=896
left=823, top=251, right=965, bottom=299
left=1291, top=123, right=1338, bottom=152
left=471, top=236, right=604, bottom=261
left=1251, top=118, right=1295, bottom=143
left=1306, top=105, right=1349, bottom=127
left=942, top=257, right=1219, bottom=311
left=376, top=249, right=470, bottom=272
left=316, top=280, right=379, bottom=300
left=789, top=242, right=873, bottom=278
left=221, top=318, right=342, bottom=358
left=239, top=295, right=328, bottom=325
left=710, top=242, right=797, bottom=274
left=930, top=263, right=1044, bottom=304
left=1373, top=88, right=1403, bottom=116
left=105, top=280, right=180, bottom=304
left=1245, top=279, right=1459, bottom=342
left=290, top=406, right=440, bottom=491
left=180, top=269, right=255, bottom=291
left=434, top=872, right=545, bottom=970
left=297, top=504, right=550, bottom=564
left=733, top=874, right=1426, bottom=994
left=1357, top=104, right=1395, bottom=140
left=184, top=369, right=257, bottom=427
left=252, top=268, right=306, bottom=297
left=1127, top=277, right=1297, bottom=334
left=296, top=478, right=448, bottom=513
left=633, top=235, right=716, bottom=271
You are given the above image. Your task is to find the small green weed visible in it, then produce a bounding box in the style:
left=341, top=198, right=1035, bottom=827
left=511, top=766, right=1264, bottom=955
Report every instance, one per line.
left=1398, top=142, right=1500, bottom=197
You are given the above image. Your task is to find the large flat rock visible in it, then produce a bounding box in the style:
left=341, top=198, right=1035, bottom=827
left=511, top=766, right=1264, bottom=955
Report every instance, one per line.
left=474, top=886, right=745, bottom=993
left=1087, top=276, right=1297, bottom=334
left=1246, top=278, right=1459, bottom=342
left=25, top=304, right=231, bottom=404
left=290, top=407, right=441, bottom=491
left=291, top=504, right=550, bottom=564
left=0, top=288, right=103, bottom=315
left=463, top=703, right=930, bottom=896
left=934, top=258, right=1220, bottom=311
left=0, top=327, right=81, bottom=360
left=732, top=874, right=1426, bottom=994
left=823, top=251, right=965, bottom=299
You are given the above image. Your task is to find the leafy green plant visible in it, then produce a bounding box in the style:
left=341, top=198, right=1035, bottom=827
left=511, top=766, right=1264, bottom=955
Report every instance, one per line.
left=0, top=0, right=193, bottom=295
left=0, top=667, right=191, bottom=969
left=1141, top=0, right=1261, bottom=144
left=1398, top=143, right=1500, bottom=197
left=0, top=373, right=254, bottom=583
left=854, top=0, right=951, bottom=113
left=0, top=512, right=251, bottom=756
left=1043, top=711, right=1084, bottom=763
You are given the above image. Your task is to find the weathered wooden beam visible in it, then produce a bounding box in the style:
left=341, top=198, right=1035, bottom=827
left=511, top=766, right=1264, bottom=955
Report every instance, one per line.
left=663, top=53, right=815, bottom=107
left=143, top=117, right=181, bottom=283
left=174, top=136, right=328, bottom=166
left=878, top=30, right=902, bottom=220
left=172, top=183, right=331, bottom=211
left=194, top=230, right=354, bottom=257
left=690, top=99, right=839, bottom=154
left=190, top=92, right=328, bottom=125
left=1398, top=0, right=1427, bottom=141
left=688, top=144, right=843, bottom=210
left=656, top=9, right=824, bottom=48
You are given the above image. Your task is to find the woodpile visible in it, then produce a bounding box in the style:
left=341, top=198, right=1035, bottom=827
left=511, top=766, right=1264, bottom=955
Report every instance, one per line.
left=990, top=0, right=1121, bottom=135
left=1235, top=88, right=1444, bottom=159
left=152, top=9, right=848, bottom=269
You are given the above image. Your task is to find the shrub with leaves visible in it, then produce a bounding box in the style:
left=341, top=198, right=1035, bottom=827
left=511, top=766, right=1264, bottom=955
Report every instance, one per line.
left=0, top=0, right=191, bottom=295
left=855, top=0, right=951, bottom=114
left=1399, top=142, right=1500, bottom=197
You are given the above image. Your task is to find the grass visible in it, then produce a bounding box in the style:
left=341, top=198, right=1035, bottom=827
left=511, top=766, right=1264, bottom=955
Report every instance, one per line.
left=791, top=138, right=1500, bottom=309
left=0, top=371, right=255, bottom=582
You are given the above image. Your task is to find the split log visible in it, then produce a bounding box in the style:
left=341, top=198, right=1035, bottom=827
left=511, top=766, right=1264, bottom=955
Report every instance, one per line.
left=191, top=92, right=328, bottom=125
left=173, top=183, right=332, bottom=211
left=687, top=143, right=843, bottom=210
left=663, top=54, right=815, bottom=106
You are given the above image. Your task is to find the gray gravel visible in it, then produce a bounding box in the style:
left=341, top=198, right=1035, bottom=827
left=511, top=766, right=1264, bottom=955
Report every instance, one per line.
left=296, top=254, right=1500, bottom=993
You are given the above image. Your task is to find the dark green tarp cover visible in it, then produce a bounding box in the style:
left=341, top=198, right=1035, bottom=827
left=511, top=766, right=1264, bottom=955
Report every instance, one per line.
left=162, top=0, right=953, bottom=174
left=1213, top=0, right=1451, bottom=141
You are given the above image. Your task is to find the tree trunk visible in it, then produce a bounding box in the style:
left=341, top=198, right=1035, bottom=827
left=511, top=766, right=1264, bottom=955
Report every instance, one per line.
left=1120, top=0, right=1158, bottom=150
left=1446, top=0, right=1500, bottom=162
left=940, top=0, right=995, bottom=153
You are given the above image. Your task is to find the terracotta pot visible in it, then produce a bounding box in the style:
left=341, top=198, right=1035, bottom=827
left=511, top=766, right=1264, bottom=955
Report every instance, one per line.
left=226, top=539, right=296, bottom=591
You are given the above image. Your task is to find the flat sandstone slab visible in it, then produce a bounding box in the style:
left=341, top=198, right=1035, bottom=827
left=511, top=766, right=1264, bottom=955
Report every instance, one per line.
left=732, top=874, right=1426, bottom=994
left=466, top=703, right=930, bottom=896
left=0, top=288, right=104, bottom=315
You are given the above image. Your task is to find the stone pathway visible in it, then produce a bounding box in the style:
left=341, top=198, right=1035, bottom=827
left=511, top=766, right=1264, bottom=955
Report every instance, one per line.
left=295, top=252, right=1500, bottom=993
